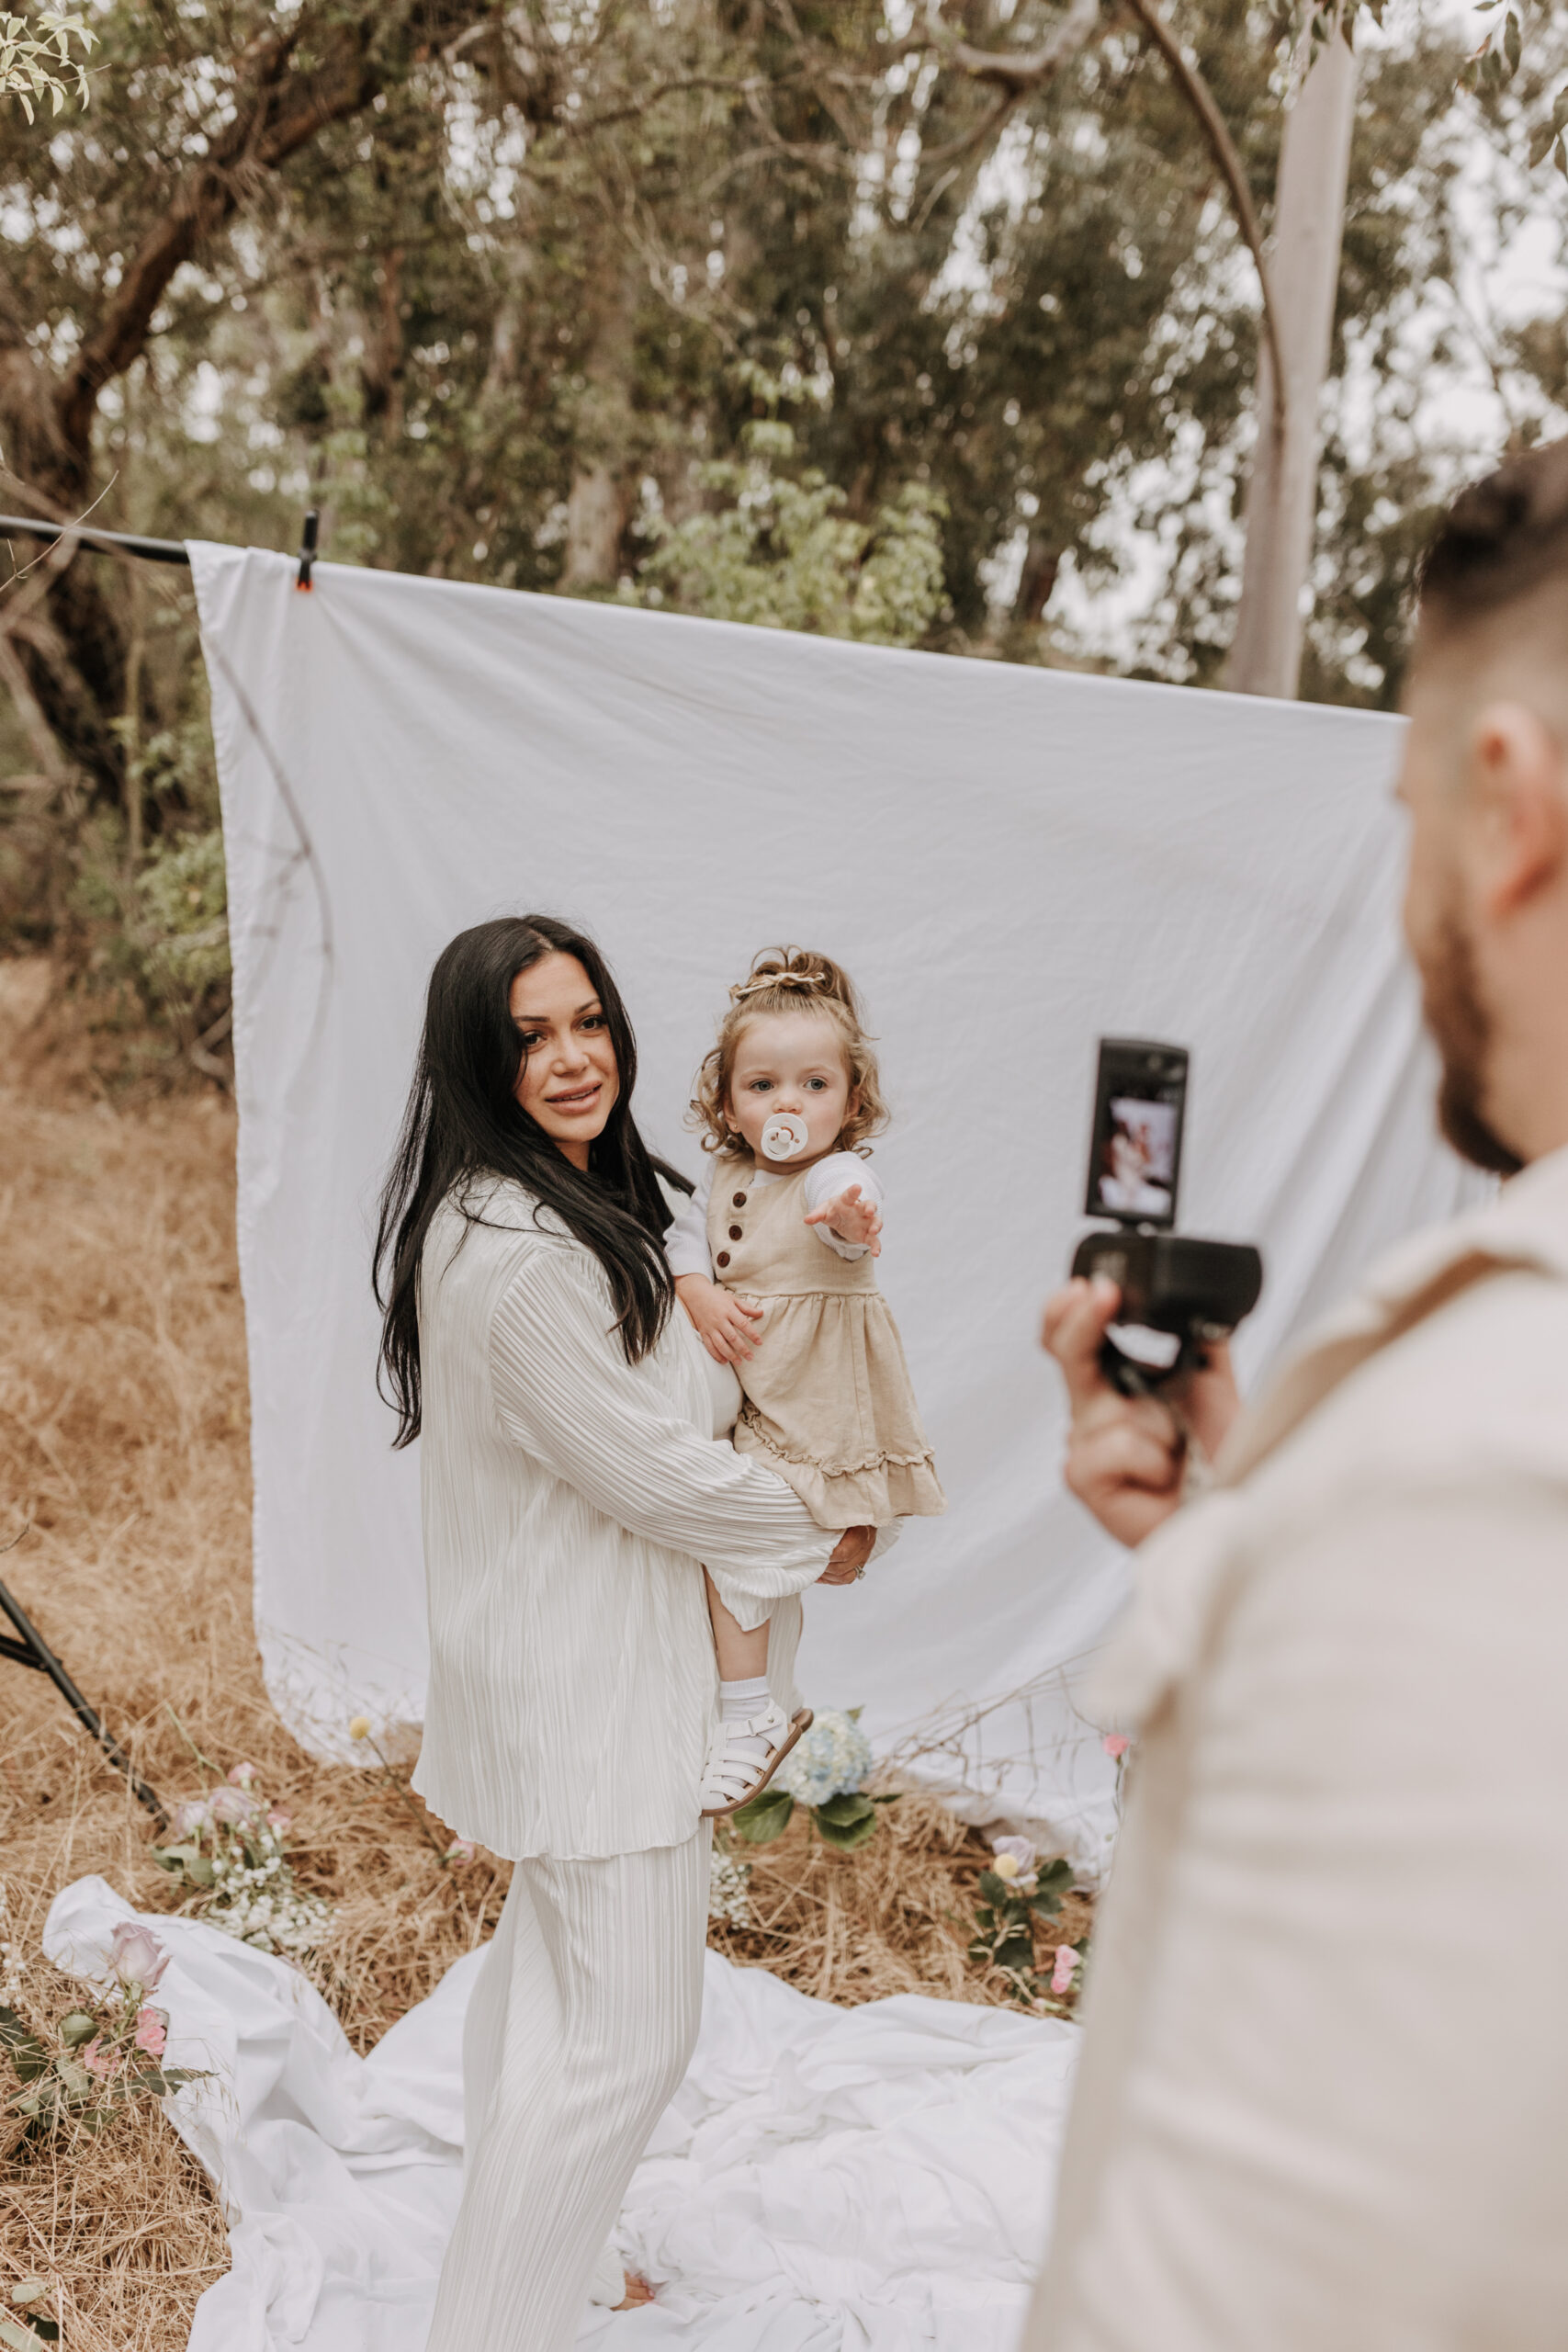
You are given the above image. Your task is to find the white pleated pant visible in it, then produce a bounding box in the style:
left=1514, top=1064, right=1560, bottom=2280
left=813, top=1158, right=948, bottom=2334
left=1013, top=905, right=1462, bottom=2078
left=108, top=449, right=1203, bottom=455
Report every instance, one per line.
left=425, top=1829, right=710, bottom=2352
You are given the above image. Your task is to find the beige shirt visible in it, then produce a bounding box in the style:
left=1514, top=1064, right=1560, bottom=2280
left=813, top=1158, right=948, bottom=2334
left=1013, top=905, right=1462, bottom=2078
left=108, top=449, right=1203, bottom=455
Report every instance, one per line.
left=411, top=1180, right=835, bottom=1861
left=1027, top=1145, right=1568, bottom=2350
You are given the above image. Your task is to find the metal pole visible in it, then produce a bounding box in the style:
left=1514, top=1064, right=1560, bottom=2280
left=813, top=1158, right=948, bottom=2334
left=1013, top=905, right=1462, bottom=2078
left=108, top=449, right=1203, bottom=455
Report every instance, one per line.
left=0, top=514, right=192, bottom=568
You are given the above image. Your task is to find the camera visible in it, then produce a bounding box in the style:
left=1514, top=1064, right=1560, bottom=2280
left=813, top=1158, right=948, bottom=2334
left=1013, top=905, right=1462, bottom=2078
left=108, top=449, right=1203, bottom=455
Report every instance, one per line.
left=1071, top=1038, right=1263, bottom=1397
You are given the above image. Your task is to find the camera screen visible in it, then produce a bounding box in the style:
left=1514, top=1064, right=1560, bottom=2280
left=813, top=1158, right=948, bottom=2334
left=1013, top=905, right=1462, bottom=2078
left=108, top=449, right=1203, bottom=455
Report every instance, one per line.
left=1084, top=1039, right=1189, bottom=1228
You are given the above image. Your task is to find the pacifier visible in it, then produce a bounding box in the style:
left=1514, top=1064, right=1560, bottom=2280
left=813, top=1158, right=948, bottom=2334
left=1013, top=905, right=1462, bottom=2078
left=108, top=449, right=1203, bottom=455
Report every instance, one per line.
left=760, top=1112, right=810, bottom=1162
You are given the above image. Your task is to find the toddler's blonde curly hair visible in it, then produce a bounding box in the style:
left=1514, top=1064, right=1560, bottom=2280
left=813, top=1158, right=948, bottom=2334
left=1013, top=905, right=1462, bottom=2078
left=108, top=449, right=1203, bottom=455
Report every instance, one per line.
left=689, top=946, right=888, bottom=1158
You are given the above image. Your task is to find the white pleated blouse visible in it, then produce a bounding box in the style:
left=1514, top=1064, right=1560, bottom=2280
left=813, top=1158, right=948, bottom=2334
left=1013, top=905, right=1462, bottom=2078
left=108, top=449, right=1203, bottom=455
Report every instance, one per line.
left=410, top=1179, right=837, bottom=1861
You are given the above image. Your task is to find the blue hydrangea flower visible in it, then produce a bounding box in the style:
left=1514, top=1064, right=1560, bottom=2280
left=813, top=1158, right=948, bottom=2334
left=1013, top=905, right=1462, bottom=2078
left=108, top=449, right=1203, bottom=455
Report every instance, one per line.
left=776, top=1709, right=874, bottom=1806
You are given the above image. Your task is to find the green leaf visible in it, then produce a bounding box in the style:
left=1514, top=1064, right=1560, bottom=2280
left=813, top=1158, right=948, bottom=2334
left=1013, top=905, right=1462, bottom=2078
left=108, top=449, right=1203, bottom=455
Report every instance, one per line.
left=1037, top=1857, right=1074, bottom=1891
left=1028, top=1888, right=1063, bottom=1917
left=1530, top=121, right=1556, bottom=166
left=25, top=2319, right=59, bottom=2345
left=57, top=2011, right=97, bottom=2049
left=2, top=2315, right=44, bottom=2352
left=815, top=1792, right=875, bottom=1829
left=730, top=1787, right=795, bottom=1845
left=0, top=2008, right=51, bottom=2086
left=811, top=1800, right=879, bottom=1850
left=976, top=1869, right=1015, bottom=1905
left=1557, top=136, right=1568, bottom=179
left=1505, top=11, right=1521, bottom=74
left=870, top=1792, right=900, bottom=1805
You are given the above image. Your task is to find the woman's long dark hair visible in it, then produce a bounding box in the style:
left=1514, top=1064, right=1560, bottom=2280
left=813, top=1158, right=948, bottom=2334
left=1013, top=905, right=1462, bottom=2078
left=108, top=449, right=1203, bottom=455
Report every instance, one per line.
left=374, top=914, right=687, bottom=1447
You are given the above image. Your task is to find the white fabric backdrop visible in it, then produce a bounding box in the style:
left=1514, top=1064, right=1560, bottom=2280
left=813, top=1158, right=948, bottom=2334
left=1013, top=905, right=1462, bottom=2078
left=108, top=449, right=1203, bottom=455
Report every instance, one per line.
left=191, top=543, right=1477, bottom=1853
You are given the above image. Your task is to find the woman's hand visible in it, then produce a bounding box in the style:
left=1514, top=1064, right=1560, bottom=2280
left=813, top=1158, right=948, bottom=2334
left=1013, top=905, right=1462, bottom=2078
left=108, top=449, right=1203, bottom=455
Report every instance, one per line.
left=1042, top=1277, right=1242, bottom=1547
left=818, top=1524, right=874, bottom=1584
left=804, top=1184, right=883, bottom=1256
left=674, top=1271, right=764, bottom=1364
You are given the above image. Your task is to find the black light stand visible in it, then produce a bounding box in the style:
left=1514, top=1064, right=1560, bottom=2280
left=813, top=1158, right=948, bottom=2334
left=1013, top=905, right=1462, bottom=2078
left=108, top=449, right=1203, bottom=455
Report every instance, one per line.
left=0, top=1548, right=167, bottom=1829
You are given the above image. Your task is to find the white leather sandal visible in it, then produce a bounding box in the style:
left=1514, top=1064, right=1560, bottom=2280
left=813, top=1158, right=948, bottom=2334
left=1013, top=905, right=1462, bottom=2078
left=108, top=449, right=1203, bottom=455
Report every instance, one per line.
left=700, top=1701, right=813, bottom=1820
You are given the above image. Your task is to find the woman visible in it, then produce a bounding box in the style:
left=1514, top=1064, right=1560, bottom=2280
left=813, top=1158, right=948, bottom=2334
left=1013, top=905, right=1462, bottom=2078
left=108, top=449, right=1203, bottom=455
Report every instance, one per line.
left=374, top=914, right=870, bottom=2350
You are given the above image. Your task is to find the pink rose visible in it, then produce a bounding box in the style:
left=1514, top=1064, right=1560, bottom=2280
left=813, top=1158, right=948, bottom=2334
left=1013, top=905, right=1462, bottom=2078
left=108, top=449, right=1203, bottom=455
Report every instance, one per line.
left=81, top=2035, right=116, bottom=2080
left=446, top=1838, right=476, bottom=1867
left=210, top=1785, right=257, bottom=1826
left=1050, top=1945, right=1081, bottom=1996
left=228, top=1762, right=258, bottom=1787
left=108, top=1921, right=169, bottom=1994
left=173, top=1797, right=213, bottom=1838
left=1101, top=1734, right=1131, bottom=1761
left=133, top=2007, right=167, bottom=2058
left=266, top=1810, right=292, bottom=1835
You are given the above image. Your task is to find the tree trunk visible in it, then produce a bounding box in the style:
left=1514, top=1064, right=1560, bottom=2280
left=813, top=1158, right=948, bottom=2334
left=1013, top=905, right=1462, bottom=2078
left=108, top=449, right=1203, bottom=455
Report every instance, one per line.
left=1224, top=28, right=1358, bottom=699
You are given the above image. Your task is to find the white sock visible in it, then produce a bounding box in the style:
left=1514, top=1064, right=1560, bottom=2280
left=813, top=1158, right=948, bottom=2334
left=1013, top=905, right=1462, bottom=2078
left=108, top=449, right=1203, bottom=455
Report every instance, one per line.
left=719, top=1675, right=772, bottom=1722
left=718, top=1676, right=774, bottom=1770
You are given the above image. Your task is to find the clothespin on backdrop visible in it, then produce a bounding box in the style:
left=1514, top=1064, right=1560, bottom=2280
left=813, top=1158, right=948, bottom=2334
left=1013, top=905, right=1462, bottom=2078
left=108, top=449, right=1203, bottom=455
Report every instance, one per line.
left=296, top=507, right=319, bottom=592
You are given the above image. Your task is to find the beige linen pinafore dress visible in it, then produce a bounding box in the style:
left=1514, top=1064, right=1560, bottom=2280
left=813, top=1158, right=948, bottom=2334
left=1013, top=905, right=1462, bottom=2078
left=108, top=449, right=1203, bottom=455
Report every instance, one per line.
left=707, top=1153, right=946, bottom=1530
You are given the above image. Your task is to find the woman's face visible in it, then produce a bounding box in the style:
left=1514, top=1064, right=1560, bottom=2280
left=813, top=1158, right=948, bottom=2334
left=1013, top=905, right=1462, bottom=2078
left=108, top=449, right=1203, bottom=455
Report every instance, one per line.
left=510, top=953, right=620, bottom=1171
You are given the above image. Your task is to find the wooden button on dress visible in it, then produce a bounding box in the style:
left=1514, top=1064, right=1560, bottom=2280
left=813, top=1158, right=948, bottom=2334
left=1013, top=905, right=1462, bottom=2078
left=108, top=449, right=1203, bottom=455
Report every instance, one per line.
left=731, top=1193, right=747, bottom=1208
left=716, top=1250, right=730, bottom=1268
left=728, top=1226, right=743, bottom=1240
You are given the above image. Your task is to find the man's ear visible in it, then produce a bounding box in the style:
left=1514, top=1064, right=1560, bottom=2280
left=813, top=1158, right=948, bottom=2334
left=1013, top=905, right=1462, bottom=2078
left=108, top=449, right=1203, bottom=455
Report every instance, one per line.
left=1467, top=700, right=1568, bottom=921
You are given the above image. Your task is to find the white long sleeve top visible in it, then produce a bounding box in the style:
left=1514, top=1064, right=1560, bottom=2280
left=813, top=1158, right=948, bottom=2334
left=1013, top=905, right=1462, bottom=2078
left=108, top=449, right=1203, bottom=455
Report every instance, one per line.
left=410, top=1179, right=837, bottom=1861
left=664, top=1151, right=886, bottom=1279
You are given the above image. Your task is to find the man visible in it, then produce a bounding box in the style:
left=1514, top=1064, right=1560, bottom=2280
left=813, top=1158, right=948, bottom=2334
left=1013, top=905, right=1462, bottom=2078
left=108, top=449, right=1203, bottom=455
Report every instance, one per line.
left=1024, top=443, right=1568, bottom=2349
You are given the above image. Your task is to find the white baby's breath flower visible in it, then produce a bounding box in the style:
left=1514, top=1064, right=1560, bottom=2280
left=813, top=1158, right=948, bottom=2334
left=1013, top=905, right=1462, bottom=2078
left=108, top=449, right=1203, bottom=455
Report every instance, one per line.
left=707, top=1851, right=752, bottom=1929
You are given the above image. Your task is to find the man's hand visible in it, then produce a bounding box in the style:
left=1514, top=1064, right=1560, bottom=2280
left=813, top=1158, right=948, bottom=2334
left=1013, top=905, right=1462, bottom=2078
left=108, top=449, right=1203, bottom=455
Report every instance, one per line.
left=818, top=1523, right=874, bottom=1584
left=1042, top=1277, right=1243, bottom=1547
left=675, top=1272, right=764, bottom=1365
left=804, top=1183, right=883, bottom=1256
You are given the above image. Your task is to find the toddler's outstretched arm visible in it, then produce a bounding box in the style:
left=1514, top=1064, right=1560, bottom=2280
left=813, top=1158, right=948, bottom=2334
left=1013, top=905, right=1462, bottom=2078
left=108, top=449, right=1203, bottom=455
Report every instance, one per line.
left=804, top=1182, right=883, bottom=1256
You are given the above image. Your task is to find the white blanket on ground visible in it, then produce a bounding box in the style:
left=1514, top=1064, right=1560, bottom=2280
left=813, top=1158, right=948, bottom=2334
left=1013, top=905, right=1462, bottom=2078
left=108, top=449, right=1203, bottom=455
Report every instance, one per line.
left=44, top=1878, right=1076, bottom=2351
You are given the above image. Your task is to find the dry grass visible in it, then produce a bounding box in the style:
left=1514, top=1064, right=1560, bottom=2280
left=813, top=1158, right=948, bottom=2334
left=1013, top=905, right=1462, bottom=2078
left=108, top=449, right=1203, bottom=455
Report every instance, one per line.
left=0, top=961, right=1085, bottom=2349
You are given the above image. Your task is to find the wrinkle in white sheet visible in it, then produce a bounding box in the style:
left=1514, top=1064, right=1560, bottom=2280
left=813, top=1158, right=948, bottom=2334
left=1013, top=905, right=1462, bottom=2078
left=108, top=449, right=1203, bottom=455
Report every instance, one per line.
left=44, top=1877, right=1077, bottom=2352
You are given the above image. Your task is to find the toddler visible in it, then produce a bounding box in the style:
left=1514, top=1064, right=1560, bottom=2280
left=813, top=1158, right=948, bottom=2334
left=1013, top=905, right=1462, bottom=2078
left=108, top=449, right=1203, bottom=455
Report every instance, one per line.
left=664, top=947, right=944, bottom=1816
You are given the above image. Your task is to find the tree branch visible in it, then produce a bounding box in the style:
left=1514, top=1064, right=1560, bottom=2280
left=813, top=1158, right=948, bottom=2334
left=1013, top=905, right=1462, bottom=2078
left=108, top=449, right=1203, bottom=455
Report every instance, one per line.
left=51, top=4, right=496, bottom=471
left=1117, top=0, right=1286, bottom=436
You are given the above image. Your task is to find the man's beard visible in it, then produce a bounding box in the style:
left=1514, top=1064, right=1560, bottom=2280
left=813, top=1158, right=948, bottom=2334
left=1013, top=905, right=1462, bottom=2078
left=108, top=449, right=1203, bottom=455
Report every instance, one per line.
left=1420, top=910, right=1525, bottom=1178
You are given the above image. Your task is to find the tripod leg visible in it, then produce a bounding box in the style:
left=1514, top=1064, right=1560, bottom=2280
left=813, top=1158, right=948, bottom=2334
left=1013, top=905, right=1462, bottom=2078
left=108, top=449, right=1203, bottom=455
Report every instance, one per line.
left=0, top=1574, right=167, bottom=1829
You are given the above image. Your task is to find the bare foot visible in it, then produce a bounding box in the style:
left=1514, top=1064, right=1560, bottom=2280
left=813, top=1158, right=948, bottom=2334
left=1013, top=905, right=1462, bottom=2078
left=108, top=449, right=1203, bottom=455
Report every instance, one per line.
left=614, top=2271, right=655, bottom=2311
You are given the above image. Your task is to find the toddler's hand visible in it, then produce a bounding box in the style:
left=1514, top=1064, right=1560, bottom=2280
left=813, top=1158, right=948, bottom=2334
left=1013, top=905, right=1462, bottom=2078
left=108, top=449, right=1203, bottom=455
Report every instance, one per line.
left=675, top=1272, right=764, bottom=1366
left=804, top=1183, right=883, bottom=1256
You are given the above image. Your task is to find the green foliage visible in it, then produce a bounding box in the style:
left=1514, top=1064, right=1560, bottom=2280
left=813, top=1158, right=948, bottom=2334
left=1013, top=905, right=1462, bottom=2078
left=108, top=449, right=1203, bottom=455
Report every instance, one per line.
left=4, top=0, right=1566, bottom=1059
left=630, top=424, right=947, bottom=647
left=0, top=8, right=94, bottom=121
left=966, top=1855, right=1075, bottom=2004
left=729, top=1781, right=897, bottom=1852
left=136, top=831, right=230, bottom=1003
left=731, top=1787, right=795, bottom=1845
left=0, top=2001, right=206, bottom=2147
